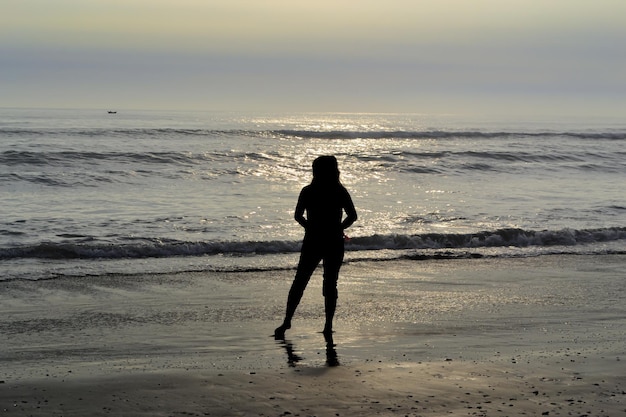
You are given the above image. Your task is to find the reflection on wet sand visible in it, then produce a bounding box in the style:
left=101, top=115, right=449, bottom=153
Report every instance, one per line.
left=275, top=332, right=339, bottom=367
left=324, top=331, right=339, bottom=367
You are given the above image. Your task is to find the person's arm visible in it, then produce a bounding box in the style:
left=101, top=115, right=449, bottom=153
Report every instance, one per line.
left=341, top=191, right=357, bottom=230
left=294, top=189, right=308, bottom=228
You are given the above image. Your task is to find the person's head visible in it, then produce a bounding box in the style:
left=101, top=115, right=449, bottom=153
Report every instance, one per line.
left=312, top=155, right=340, bottom=185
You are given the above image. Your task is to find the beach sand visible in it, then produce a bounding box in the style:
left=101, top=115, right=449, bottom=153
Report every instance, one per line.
left=1, top=255, right=624, bottom=416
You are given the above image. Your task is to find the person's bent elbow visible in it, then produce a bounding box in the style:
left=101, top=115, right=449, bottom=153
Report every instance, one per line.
left=342, top=214, right=357, bottom=230
left=295, top=214, right=307, bottom=228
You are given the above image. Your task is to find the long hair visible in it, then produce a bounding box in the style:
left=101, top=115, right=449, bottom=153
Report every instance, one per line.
left=311, top=155, right=340, bottom=186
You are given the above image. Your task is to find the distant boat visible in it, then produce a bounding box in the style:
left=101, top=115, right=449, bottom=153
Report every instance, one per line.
left=107, top=111, right=117, bottom=114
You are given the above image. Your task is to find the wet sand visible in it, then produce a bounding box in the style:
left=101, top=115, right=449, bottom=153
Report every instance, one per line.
left=1, top=255, right=625, bottom=416
left=2, top=358, right=624, bottom=417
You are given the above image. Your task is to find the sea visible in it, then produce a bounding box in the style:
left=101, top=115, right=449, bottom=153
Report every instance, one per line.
left=1, top=108, right=625, bottom=282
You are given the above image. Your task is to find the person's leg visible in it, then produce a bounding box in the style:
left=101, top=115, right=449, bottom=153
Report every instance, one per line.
left=275, top=243, right=321, bottom=338
left=322, top=240, right=344, bottom=334
left=323, top=294, right=337, bottom=335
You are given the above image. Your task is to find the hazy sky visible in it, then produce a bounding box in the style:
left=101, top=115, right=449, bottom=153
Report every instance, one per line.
left=2, top=0, right=625, bottom=116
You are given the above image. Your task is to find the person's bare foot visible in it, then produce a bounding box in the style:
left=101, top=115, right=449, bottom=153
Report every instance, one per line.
left=274, top=323, right=291, bottom=339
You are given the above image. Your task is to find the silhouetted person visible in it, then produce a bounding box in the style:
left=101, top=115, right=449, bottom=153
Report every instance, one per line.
left=275, top=155, right=357, bottom=339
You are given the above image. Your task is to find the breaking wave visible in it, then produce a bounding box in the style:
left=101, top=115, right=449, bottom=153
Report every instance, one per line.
left=2, top=227, right=624, bottom=261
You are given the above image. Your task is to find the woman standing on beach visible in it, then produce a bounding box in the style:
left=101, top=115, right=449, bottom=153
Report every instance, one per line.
left=275, top=156, right=357, bottom=339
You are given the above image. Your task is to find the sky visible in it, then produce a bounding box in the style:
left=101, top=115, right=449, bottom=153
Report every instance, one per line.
left=2, top=0, right=625, bottom=116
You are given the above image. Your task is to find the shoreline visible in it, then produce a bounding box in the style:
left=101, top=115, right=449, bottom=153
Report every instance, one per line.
left=1, top=254, right=625, bottom=416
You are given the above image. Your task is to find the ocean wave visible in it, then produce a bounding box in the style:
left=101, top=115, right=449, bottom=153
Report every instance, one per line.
left=0, top=150, right=201, bottom=167
left=274, top=129, right=626, bottom=140
left=2, top=127, right=625, bottom=141
left=2, top=227, right=624, bottom=261
left=0, top=127, right=251, bottom=139
left=2, top=147, right=620, bottom=171
left=347, top=227, right=626, bottom=250
left=0, top=239, right=301, bottom=260
left=0, top=149, right=275, bottom=168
